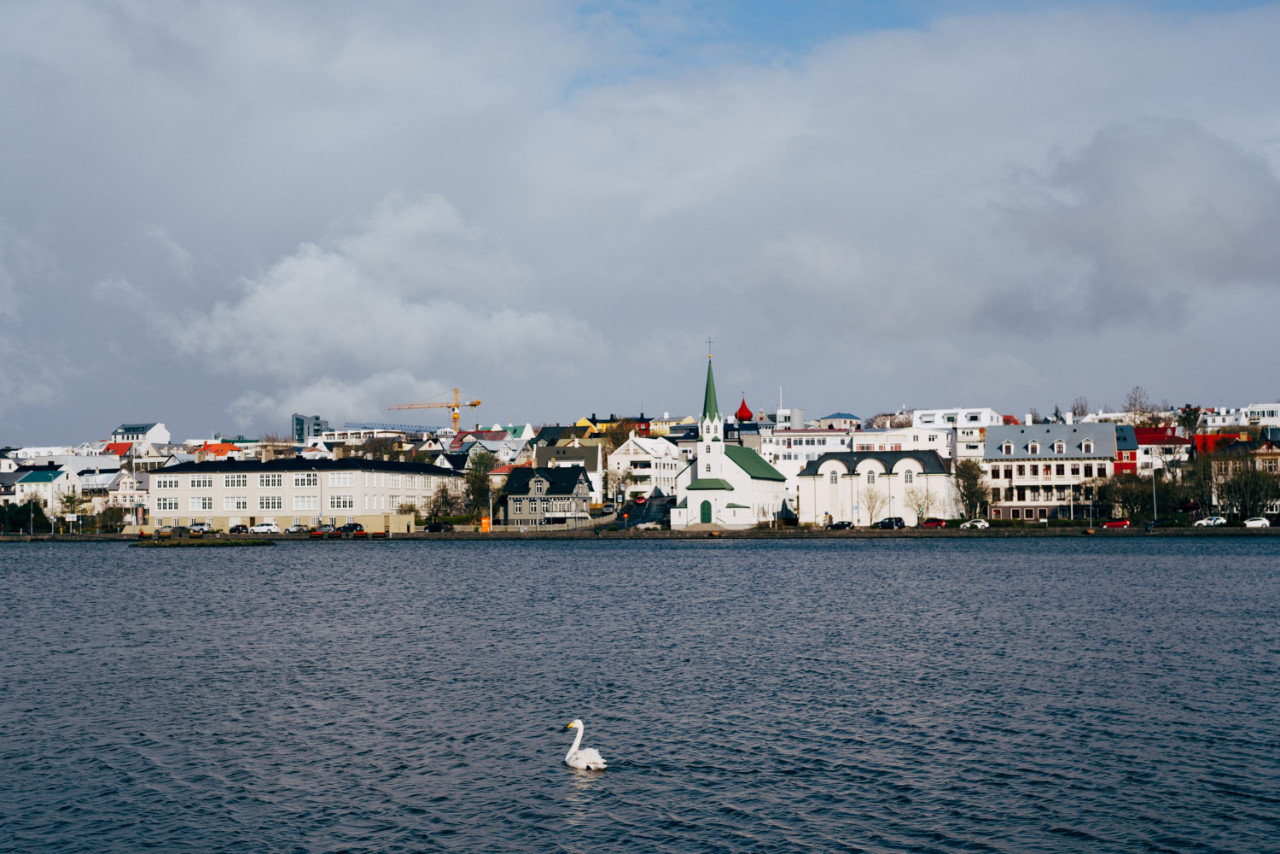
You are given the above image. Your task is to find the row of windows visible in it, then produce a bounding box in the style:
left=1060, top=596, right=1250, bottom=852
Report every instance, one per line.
left=1000, top=441, right=1095, bottom=456
left=990, top=463, right=1108, bottom=479
left=827, top=470, right=915, bottom=484
left=158, top=471, right=449, bottom=490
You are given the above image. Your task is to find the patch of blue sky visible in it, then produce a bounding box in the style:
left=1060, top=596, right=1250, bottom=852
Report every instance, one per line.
left=575, top=0, right=1277, bottom=59
left=560, top=0, right=1276, bottom=99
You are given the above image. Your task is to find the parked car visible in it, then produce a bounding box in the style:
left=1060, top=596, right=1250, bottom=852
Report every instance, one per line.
left=249, top=521, right=280, bottom=534
left=425, top=521, right=454, bottom=533
left=825, top=520, right=852, bottom=531
left=155, top=525, right=173, bottom=539
left=189, top=522, right=214, bottom=533
left=339, top=523, right=365, bottom=537
left=1193, top=516, right=1227, bottom=527
left=310, top=524, right=335, bottom=538
left=1146, top=518, right=1182, bottom=532
left=1243, top=517, right=1271, bottom=528
left=920, top=518, right=947, bottom=529
left=229, top=524, right=249, bottom=534
left=284, top=524, right=309, bottom=534
left=1102, top=519, right=1130, bottom=529
left=959, top=518, right=989, bottom=530
left=877, top=517, right=905, bottom=529
left=602, top=503, right=616, bottom=514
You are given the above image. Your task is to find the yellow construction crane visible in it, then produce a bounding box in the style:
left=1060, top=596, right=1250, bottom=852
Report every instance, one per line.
left=389, top=387, right=482, bottom=433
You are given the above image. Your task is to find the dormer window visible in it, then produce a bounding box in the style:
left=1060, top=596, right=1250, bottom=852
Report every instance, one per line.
left=1002, top=442, right=1013, bottom=456
left=1083, top=441, right=1094, bottom=454
left=1028, top=442, right=1040, bottom=454
left=1054, top=441, right=1065, bottom=454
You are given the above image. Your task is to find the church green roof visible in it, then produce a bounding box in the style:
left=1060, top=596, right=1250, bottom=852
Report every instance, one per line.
left=687, top=478, right=734, bottom=491
left=724, top=445, right=786, bottom=481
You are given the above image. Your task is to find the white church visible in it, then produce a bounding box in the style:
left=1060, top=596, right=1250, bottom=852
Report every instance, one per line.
left=670, top=356, right=789, bottom=529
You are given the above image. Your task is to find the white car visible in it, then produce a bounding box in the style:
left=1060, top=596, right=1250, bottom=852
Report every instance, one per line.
left=1193, top=516, right=1226, bottom=527
left=1243, top=517, right=1271, bottom=528
left=959, top=518, right=989, bottom=530
left=248, top=521, right=280, bottom=534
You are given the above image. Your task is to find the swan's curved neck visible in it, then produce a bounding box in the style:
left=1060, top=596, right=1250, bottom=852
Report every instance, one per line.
left=567, top=725, right=584, bottom=759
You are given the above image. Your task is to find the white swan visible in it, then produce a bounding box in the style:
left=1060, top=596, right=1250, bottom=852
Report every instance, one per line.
left=563, top=719, right=607, bottom=771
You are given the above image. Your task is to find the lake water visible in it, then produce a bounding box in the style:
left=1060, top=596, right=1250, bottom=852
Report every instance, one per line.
left=2, top=538, right=1278, bottom=852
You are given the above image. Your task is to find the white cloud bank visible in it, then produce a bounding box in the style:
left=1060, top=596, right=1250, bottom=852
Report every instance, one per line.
left=173, top=194, right=603, bottom=421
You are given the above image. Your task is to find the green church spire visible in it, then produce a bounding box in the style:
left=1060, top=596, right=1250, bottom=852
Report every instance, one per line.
left=702, top=354, right=720, bottom=422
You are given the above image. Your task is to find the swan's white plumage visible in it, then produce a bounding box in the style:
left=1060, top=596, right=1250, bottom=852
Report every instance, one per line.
left=564, top=719, right=607, bottom=770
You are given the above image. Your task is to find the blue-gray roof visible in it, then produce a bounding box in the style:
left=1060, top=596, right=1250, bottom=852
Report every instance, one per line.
left=797, top=450, right=950, bottom=477
left=984, top=424, right=1116, bottom=460
left=1115, top=425, right=1138, bottom=451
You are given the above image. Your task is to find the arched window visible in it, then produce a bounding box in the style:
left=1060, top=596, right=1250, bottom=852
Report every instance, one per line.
left=904, top=471, right=914, bottom=484
left=829, top=472, right=838, bottom=484
left=867, top=472, right=876, bottom=484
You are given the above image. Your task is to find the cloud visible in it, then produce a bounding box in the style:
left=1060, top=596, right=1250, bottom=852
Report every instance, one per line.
left=988, top=117, right=1280, bottom=328
left=171, top=193, right=604, bottom=384
left=228, top=369, right=450, bottom=432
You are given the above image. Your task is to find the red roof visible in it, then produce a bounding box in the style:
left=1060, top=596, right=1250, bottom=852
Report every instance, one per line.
left=735, top=397, right=753, bottom=422
left=1194, top=433, right=1248, bottom=454
left=199, top=442, right=242, bottom=457
left=1002, top=414, right=1022, bottom=425
left=489, top=462, right=531, bottom=475
left=105, top=442, right=133, bottom=456
left=1134, top=427, right=1189, bottom=446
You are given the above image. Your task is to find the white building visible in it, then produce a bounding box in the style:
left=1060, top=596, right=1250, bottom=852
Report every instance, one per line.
left=796, top=451, right=953, bottom=527
left=606, top=432, right=682, bottom=500
left=912, top=407, right=1006, bottom=460
left=848, top=427, right=952, bottom=458
left=759, top=428, right=857, bottom=480
left=671, top=358, right=789, bottom=530
left=15, top=465, right=79, bottom=512
left=144, top=457, right=463, bottom=532
left=112, top=422, right=171, bottom=446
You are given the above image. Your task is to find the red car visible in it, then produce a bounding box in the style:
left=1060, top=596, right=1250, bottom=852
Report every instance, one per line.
left=1102, top=519, right=1130, bottom=529
left=920, top=518, right=947, bottom=529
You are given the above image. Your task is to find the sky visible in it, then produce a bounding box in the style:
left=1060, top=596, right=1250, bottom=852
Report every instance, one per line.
left=3, top=0, right=1279, bottom=445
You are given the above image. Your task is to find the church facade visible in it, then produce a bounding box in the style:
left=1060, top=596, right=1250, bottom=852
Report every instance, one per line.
left=670, top=357, right=789, bottom=530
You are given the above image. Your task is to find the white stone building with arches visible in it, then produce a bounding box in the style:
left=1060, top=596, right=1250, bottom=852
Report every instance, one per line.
left=795, top=451, right=953, bottom=527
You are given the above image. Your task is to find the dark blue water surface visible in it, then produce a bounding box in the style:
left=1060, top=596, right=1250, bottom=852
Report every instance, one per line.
left=2, top=538, right=1278, bottom=852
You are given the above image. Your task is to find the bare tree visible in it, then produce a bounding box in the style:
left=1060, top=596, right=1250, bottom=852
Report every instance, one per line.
left=861, top=484, right=887, bottom=524
left=905, top=485, right=936, bottom=525
left=1071, top=396, right=1090, bottom=418
left=1125, top=386, right=1152, bottom=425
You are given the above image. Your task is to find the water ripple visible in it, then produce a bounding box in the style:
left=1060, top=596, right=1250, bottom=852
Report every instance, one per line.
left=2, top=538, right=1279, bottom=851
